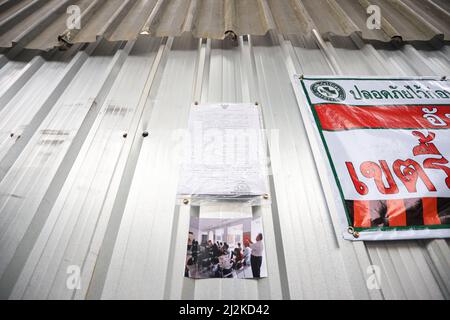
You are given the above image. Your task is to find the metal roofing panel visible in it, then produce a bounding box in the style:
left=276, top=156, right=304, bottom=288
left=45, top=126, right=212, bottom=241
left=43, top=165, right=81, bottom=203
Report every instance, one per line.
left=0, top=31, right=448, bottom=300
left=0, top=0, right=449, bottom=50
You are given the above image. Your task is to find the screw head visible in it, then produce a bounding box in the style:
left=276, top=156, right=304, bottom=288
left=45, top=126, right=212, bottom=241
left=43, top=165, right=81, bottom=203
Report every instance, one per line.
left=353, top=231, right=360, bottom=239
left=183, top=199, right=189, bottom=205
left=224, top=30, right=237, bottom=41
left=142, top=131, right=149, bottom=138
left=263, top=194, right=269, bottom=200
left=123, top=133, right=128, bottom=138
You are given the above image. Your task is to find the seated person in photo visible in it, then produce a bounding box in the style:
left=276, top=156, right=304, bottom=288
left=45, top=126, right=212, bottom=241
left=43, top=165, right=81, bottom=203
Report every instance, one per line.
left=217, top=244, right=234, bottom=278
left=185, top=256, right=195, bottom=278
left=212, top=242, right=221, bottom=263
left=199, top=247, right=211, bottom=270
left=232, top=243, right=244, bottom=270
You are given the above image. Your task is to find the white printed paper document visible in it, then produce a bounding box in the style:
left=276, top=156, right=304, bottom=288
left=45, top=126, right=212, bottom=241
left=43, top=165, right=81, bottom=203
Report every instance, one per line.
left=177, top=103, right=268, bottom=198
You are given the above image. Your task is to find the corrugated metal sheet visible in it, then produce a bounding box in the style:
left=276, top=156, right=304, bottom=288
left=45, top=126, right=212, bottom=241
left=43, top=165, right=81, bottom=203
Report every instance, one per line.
left=0, top=0, right=449, bottom=50
left=0, top=31, right=449, bottom=300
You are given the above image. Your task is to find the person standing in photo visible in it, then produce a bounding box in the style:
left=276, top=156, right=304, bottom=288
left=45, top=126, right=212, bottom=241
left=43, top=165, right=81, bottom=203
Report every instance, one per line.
left=243, top=240, right=251, bottom=267
left=191, top=240, right=198, bottom=264
left=249, top=233, right=264, bottom=278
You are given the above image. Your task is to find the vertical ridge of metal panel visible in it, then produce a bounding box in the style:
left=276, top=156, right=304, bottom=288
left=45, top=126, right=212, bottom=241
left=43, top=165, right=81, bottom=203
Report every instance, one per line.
left=0, top=39, right=129, bottom=299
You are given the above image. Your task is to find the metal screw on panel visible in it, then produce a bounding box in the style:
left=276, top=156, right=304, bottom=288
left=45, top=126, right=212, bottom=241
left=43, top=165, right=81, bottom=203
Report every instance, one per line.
left=263, top=194, right=269, bottom=200
left=142, top=131, right=149, bottom=138
left=194, top=101, right=199, bottom=106
left=123, top=133, right=128, bottom=138
left=10, top=133, right=14, bottom=138
left=224, top=30, right=237, bottom=42
left=391, top=35, right=403, bottom=48
left=353, top=231, right=360, bottom=239
left=183, top=199, right=189, bottom=205
left=255, top=102, right=259, bottom=106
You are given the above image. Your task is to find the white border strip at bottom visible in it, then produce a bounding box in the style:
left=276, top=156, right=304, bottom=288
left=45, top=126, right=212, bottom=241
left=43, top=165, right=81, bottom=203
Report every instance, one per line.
left=345, top=229, right=450, bottom=241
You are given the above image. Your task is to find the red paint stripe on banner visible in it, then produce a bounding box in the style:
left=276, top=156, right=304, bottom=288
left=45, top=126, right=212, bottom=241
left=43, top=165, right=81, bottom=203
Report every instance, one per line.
left=353, top=200, right=371, bottom=228
left=422, top=198, right=441, bottom=225
left=315, top=104, right=450, bottom=131
left=386, top=199, right=407, bottom=227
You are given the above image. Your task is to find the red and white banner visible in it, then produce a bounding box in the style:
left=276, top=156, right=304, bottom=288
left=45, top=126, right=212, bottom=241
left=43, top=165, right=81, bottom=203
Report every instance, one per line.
left=297, top=77, right=450, bottom=241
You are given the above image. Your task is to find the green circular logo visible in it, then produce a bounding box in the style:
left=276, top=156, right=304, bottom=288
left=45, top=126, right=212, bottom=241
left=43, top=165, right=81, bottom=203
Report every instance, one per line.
left=310, top=81, right=346, bottom=102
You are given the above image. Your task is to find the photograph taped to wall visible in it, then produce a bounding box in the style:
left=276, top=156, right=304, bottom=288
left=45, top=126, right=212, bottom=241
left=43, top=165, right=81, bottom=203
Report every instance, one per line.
left=177, top=103, right=269, bottom=203
left=185, top=213, right=267, bottom=279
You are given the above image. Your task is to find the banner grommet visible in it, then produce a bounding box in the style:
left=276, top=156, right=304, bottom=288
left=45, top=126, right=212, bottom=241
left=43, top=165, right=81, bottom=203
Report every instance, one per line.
left=347, top=226, right=359, bottom=238
left=347, top=226, right=354, bottom=234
